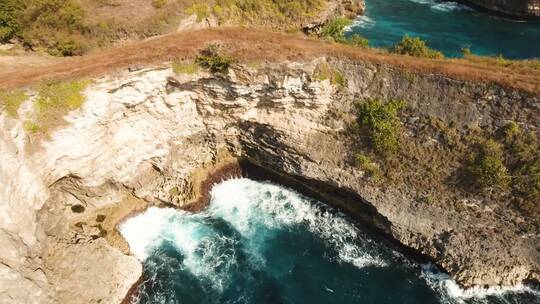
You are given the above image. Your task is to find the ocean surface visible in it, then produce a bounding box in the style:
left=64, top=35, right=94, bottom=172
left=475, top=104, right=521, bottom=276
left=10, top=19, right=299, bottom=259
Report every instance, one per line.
left=120, top=178, right=540, bottom=304
left=347, top=0, right=540, bottom=59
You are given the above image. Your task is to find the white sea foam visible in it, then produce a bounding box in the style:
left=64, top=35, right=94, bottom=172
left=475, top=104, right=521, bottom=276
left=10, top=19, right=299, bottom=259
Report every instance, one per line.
left=208, top=178, right=387, bottom=268
left=120, top=179, right=386, bottom=271
left=431, top=1, right=472, bottom=12
left=407, top=0, right=472, bottom=12
left=421, top=263, right=539, bottom=303
left=119, top=207, right=177, bottom=260
left=349, top=15, right=376, bottom=29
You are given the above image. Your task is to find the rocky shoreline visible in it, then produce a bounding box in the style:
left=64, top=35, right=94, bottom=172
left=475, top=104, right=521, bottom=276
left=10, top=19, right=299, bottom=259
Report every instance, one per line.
left=1, top=58, right=538, bottom=303
left=461, top=0, right=540, bottom=20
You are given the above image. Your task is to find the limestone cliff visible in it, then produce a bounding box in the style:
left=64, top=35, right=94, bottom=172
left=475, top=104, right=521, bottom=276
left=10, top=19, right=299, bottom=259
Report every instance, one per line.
left=0, top=59, right=538, bottom=303
left=464, top=0, right=540, bottom=19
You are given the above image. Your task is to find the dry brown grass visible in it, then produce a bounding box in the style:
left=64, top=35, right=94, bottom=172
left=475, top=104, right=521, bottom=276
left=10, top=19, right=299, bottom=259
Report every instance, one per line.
left=81, top=0, right=159, bottom=24
left=1, top=28, right=539, bottom=93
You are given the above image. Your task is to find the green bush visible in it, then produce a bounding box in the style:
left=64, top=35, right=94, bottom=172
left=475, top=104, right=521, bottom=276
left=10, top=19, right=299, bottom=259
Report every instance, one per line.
left=24, top=121, right=41, bottom=133
left=0, top=89, right=27, bottom=118
left=342, top=34, right=369, bottom=48
left=185, top=3, right=210, bottom=21
left=151, top=0, right=167, bottom=9
left=48, top=37, right=85, bottom=56
left=354, top=99, right=407, bottom=155
left=319, top=17, right=352, bottom=41
left=1, top=0, right=87, bottom=56
left=498, top=122, right=540, bottom=200
left=391, top=35, right=444, bottom=59
left=0, top=0, right=23, bottom=42
left=195, top=44, right=235, bottom=74
left=514, top=156, right=540, bottom=199
left=313, top=62, right=346, bottom=87
left=204, top=0, right=324, bottom=25
left=356, top=153, right=382, bottom=181
left=172, top=60, right=199, bottom=75
left=25, top=80, right=90, bottom=133
left=461, top=46, right=472, bottom=56
left=35, top=80, right=89, bottom=113
left=318, top=18, right=369, bottom=47
left=468, top=139, right=510, bottom=190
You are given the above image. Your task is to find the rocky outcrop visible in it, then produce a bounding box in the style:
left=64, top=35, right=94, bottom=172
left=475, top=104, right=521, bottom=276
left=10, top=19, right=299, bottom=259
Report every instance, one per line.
left=463, top=0, right=540, bottom=19
left=303, top=0, right=365, bottom=33
left=0, top=59, right=538, bottom=303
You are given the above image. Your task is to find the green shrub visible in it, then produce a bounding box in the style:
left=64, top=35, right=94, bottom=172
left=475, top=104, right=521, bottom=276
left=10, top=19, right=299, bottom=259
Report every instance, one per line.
left=47, top=37, right=85, bottom=56
left=0, top=89, right=27, bottom=118
left=313, top=62, right=346, bottom=87
left=356, top=153, right=382, bottom=181
left=0, top=0, right=23, bottom=42
left=514, top=156, right=540, bottom=199
left=195, top=44, right=235, bottom=74
left=354, top=99, right=407, bottom=155
left=318, top=18, right=369, bottom=47
left=468, top=139, right=510, bottom=190
left=498, top=122, right=540, bottom=199
left=200, top=0, right=324, bottom=25
left=151, top=0, right=167, bottom=9
left=274, top=0, right=325, bottom=18
left=391, top=35, right=444, bottom=59
left=24, top=121, right=41, bottom=133
left=185, top=3, right=210, bottom=22
left=35, top=80, right=89, bottom=113
left=500, top=122, right=538, bottom=165
left=461, top=46, right=472, bottom=56
left=319, top=17, right=352, bottom=41
left=343, top=34, right=369, bottom=48
left=172, top=60, right=199, bottom=75
left=2, top=0, right=88, bottom=56
left=25, top=80, right=90, bottom=133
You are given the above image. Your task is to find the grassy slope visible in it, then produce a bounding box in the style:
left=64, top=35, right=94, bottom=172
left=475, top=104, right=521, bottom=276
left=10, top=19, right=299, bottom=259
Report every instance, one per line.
left=0, top=28, right=539, bottom=93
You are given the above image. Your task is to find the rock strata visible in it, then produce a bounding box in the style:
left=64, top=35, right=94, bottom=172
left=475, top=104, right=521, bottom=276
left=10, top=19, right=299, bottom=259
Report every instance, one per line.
left=464, top=0, right=540, bottom=19
left=0, top=59, right=538, bottom=303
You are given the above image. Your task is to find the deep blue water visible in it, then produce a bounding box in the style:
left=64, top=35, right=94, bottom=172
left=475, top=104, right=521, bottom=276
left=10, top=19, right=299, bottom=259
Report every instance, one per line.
left=120, top=179, right=540, bottom=304
left=348, top=0, right=540, bottom=58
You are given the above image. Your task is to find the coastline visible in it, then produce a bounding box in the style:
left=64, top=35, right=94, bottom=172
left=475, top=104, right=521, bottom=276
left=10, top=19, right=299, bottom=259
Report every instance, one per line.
left=118, top=157, right=540, bottom=304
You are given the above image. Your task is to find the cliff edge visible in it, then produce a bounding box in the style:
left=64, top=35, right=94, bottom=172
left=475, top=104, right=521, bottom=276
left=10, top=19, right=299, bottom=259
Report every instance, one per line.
left=465, top=0, right=540, bottom=19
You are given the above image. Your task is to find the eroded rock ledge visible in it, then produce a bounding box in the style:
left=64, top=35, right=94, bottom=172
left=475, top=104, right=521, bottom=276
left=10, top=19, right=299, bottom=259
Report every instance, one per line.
left=463, top=0, right=540, bottom=20
left=0, top=59, right=538, bottom=303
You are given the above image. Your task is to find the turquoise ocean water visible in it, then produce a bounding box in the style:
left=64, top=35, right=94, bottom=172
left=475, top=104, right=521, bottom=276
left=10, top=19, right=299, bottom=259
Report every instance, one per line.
left=347, top=0, right=540, bottom=58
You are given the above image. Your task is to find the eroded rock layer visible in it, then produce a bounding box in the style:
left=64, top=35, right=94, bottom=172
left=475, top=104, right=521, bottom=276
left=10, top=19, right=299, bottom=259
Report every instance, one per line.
left=0, top=59, right=538, bottom=303
left=465, top=0, right=540, bottom=19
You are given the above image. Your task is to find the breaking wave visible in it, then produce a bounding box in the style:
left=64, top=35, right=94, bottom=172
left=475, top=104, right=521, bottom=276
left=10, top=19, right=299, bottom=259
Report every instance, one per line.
left=350, top=15, right=376, bottom=29
left=421, top=264, right=540, bottom=303
left=408, top=0, right=472, bottom=11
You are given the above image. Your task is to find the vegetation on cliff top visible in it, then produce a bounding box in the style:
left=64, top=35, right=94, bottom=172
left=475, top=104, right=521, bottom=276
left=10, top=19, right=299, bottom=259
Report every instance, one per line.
left=353, top=99, right=407, bottom=156
left=319, top=17, right=369, bottom=48
left=343, top=93, right=538, bottom=232
left=0, top=89, right=27, bottom=118
left=391, top=36, right=444, bottom=59
left=1, top=0, right=88, bottom=56
left=467, top=139, right=510, bottom=191
left=0, top=0, right=329, bottom=56
left=172, top=60, right=200, bottom=75
left=185, top=0, right=325, bottom=25
left=25, top=80, right=89, bottom=134
left=195, top=44, right=235, bottom=73
left=313, top=62, right=346, bottom=87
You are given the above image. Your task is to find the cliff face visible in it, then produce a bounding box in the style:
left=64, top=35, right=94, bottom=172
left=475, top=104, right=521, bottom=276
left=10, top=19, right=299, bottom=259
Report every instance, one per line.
left=465, top=0, right=540, bottom=19
left=0, top=59, right=538, bottom=303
